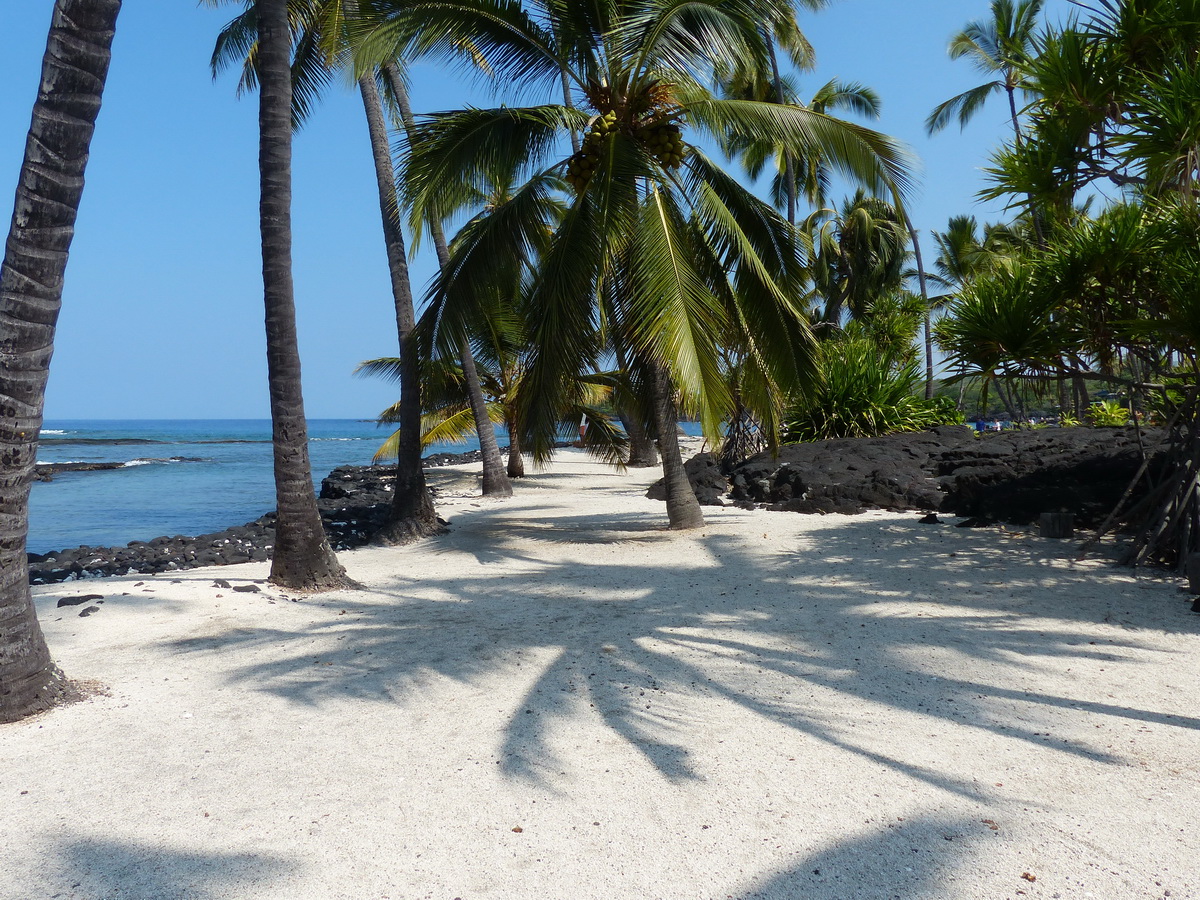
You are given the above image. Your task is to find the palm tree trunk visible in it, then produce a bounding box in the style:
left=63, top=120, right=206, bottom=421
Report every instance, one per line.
left=612, top=339, right=658, bottom=467
left=650, top=365, right=704, bottom=530
left=766, top=36, right=797, bottom=225
left=0, top=0, right=121, bottom=724
left=382, top=64, right=512, bottom=498
left=505, top=412, right=525, bottom=477
left=355, top=71, right=439, bottom=541
left=1007, top=81, right=1048, bottom=246
left=1005, top=83, right=1024, bottom=148
left=903, top=214, right=935, bottom=399
left=258, top=0, right=348, bottom=591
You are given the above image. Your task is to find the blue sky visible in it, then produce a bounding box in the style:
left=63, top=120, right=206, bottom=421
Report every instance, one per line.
left=1, top=0, right=1076, bottom=420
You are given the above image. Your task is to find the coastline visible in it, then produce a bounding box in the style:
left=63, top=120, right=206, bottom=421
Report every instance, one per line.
left=5, top=447, right=1198, bottom=899
left=26, top=447, right=494, bottom=584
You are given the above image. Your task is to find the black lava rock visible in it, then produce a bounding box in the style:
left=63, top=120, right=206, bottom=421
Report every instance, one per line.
left=645, top=453, right=729, bottom=506
left=650, top=426, right=1163, bottom=528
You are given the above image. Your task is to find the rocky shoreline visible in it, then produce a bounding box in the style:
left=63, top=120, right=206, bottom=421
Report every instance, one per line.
left=29, top=428, right=1162, bottom=584
left=27, top=449, right=491, bottom=585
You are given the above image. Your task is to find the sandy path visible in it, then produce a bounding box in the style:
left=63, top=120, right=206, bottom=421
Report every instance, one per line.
left=3, top=448, right=1198, bottom=900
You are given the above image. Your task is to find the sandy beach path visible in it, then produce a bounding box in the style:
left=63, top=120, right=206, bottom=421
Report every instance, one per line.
left=3, top=448, right=1198, bottom=900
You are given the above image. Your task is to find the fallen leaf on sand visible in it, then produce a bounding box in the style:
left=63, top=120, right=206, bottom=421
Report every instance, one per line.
left=511, top=826, right=523, bottom=833
left=1021, top=872, right=1037, bottom=882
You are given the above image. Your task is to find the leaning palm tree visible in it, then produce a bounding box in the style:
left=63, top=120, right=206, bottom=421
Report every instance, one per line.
left=210, top=0, right=443, bottom=540
left=384, top=0, right=914, bottom=528
left=0, top=0, right=122, bottom=724
left=254, top=0, right=349, bottom=589
left=926, top=0, right=1044, bottom=142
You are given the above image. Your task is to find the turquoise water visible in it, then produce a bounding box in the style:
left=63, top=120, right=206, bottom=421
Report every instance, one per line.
left=30, top=419, right=487, bottom=554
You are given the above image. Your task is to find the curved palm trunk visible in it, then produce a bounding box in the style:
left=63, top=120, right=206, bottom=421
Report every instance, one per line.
left=651, top=365, right=704, bottom=530
left=382, top=64, right=512, bottom=498
left=1006, top=80, right=1048, bottom=246
left=259, top=0, right=347, bottom=591
left=0, top=0, right=121, bottom=724
left=356, top=72, right=439, bottom=541
left=619, top=407, right=659, bottom=467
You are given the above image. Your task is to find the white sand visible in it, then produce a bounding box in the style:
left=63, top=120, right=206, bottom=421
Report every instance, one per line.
left=3, top=446, right=1199, bottom=900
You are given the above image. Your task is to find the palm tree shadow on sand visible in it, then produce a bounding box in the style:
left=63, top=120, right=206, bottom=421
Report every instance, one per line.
left=163, top=511, right=1200, bottom=800
left=32, top=837, right=293, bottom=900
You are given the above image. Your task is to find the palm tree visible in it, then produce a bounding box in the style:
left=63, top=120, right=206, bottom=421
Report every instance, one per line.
left=386, top=0, right=913, bottom=528
left=0, top=0, right=122, bottom=725
left=809, top=190, right=910, bottom=326
left=926, top=0, right=1043, bottom=143
left=211, top=0, right=443, bottom=540
left=712, top=0, right=826, bottom=223
left=722, top=77, right=881, bottom=216
left=255, top=0, right=349, bottom=589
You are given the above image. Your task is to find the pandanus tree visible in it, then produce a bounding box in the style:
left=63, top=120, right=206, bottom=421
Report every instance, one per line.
left=210, top=0, right=443, bottom=541
left=379, top=0, right=914, bottom=528
left=983, top=0, right=1200, bottom=213
left=0, top=0, right=122, bottom=723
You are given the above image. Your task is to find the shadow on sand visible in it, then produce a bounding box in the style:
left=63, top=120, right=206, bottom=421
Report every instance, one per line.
left=35, top=837, right=293, bottom=900
left=157, top=505, right=1198, bottom=894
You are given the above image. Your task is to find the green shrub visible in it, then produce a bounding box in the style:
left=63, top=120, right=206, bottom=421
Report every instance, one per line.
left=784, top=338, right=964, bottom=442
left=1087, top=399, right=1130, bottom=426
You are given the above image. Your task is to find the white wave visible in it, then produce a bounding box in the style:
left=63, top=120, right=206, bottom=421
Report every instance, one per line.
left=40, top=429, right=68, bottom=436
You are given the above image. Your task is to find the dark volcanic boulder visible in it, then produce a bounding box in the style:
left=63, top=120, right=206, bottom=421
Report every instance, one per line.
left=727, top=426, right=977, bottom=514
left=645, top=453, right=729, bottom=506
left=668, top=426, right=1162, bottom=527
left=940, top=426, right=1158, bottom=525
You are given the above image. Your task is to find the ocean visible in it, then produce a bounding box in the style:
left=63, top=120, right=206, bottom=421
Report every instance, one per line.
left=29, top=419, right=486, bottom=555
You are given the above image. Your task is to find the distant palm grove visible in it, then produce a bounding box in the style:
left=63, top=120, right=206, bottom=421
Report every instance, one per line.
left=2, top=0, right=1198, bottom=723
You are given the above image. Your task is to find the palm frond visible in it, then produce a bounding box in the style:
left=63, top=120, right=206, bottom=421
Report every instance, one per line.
left=685, top=97, right=918, bottom=203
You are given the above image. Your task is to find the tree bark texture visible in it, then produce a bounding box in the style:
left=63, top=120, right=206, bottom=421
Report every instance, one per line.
left=650, top=365, right=704, bottom=530
left=619, top=407, right=659, bottom=467
left=0, top=0, right=121, bottom=724
left=258, top=0, right=348, bottom=591
left=356, top=72, right=440, bottom=542
left=383, top=64, right=512, bottom=498
left=506, top=413, right=525, bottom=478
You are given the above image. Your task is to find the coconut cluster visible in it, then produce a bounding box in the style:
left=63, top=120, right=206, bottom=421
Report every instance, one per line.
left=565, top=111, right=617, bottom=192
left=643, top=121, right=686, bottom=170
left=564, top=110, right=689, bottom=193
